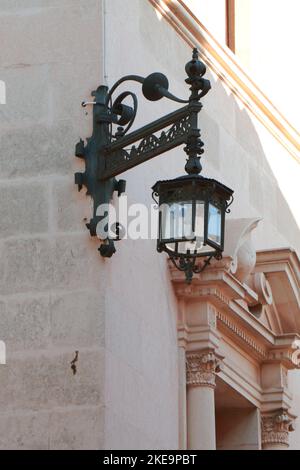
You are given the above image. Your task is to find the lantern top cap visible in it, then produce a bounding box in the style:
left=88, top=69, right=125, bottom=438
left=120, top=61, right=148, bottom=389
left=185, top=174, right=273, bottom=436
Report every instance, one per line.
left=152, top=174, right=234, bottom=199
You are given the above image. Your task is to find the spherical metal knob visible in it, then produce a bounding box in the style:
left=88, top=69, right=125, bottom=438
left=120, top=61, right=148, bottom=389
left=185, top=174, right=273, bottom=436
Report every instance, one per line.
left=185, top=57, right=206, bottom=78
left=142, top=72, right=169, bottom=101
left=185, top=47, right=206, bottom=79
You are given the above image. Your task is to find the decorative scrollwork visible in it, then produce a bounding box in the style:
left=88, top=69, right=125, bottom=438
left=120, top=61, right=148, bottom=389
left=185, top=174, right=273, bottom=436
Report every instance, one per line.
left=152, top=191, right=159, bottom=205
left=132, top=115, right=191, bottom=158
left=111, top=91, right=138, bottom=138
left=137, top=134, right=160, bottom=154
left=167, top=115, right=191, bottom=140
left=75, top=48, right=213, bottom=260
left=106, top=114, right=192, bottom=175
left=225, top=194, right=234, bottom=213
left=170, top=254, right=213, bottom=284
left=104, top=67, right=193, bottom=139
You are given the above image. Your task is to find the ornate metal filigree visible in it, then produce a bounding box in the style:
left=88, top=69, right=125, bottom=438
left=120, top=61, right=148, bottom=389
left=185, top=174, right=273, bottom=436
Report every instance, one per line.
left=104, top=114, right=192, bottom=177
left=170, top=251, right=222, bottom=284
left=74, top=48, right=213, bottom=257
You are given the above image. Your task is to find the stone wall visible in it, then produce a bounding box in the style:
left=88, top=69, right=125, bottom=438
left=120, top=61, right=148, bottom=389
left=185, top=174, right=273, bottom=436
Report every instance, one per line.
left=0, top=0, right=106, bottom=449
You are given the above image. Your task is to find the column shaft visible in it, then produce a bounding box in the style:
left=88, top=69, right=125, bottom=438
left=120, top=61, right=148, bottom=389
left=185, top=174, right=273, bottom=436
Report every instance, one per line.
left=186, top=351, right=221, bottom=450
left=187, top=385, right=216, bottom=450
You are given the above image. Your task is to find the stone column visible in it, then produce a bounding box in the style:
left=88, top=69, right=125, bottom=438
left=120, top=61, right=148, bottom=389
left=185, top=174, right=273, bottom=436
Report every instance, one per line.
left=186, top=351, right=221, bottom=450
left=261, top=411, right=295, bottom=450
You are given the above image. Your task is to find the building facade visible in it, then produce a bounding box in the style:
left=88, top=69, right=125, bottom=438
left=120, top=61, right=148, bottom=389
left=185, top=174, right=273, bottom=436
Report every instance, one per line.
left=0, top=0, right=299, bottom=450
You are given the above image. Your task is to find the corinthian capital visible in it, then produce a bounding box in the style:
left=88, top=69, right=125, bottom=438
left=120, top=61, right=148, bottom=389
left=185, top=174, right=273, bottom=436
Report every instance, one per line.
left=261, top=410, right=295, bottom=449
left=186, top=351, right=222, bottom=388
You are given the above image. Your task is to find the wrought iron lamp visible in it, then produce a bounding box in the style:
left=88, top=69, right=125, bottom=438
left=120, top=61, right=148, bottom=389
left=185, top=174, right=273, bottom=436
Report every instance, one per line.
left=75, top=48, right=233, bottom=282
left=152, top=175, right=233, bottom=283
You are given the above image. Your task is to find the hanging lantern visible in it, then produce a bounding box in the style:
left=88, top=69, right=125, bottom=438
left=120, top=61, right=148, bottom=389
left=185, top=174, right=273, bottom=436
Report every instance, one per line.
left=152, top=174, right=234, bottom=283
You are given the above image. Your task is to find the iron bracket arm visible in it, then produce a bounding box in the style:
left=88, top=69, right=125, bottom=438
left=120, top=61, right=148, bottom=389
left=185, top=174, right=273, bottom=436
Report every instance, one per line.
left=101, top=101, right=202, bottom=179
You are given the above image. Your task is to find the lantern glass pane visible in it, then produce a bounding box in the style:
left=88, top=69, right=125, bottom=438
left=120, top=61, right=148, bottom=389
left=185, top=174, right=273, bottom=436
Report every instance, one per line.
left=164, top=201, right=212, bottom=255
left=195, top=201, right=205, bottom=238
left=208, top=203, right=222, bottom=246
left=160, top=201, right=193, bottom=241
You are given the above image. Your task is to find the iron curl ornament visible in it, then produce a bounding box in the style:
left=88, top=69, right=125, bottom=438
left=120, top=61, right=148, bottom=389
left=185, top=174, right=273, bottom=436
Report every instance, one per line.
left=75, top=48, right=233, bottom=282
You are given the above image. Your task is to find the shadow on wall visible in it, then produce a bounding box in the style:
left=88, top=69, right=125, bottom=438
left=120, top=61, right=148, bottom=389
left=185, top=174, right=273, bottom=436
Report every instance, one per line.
left=202, top=72, right=300, bottom=255
left=139, top=4, right=299, bottom=260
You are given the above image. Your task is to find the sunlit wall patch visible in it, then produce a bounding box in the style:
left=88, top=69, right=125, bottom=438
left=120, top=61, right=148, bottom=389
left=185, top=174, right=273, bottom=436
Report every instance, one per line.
left=0, top=341, right=6, bottom=365
left=0, top=80, right=6, bottom=105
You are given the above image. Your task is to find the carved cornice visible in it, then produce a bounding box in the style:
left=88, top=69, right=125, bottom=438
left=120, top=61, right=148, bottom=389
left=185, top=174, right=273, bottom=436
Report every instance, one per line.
left=261, top=410, right=295, bottom=449
left=216, top=310, right=267, bottom=359
left=255, top=249, right=300, bottom=336
left=148, top=0, right=300, bottom=163
left=172, top=245, right=300, bottom=371
left=186, top=351, right=222, bottom=388
left=267, top=336, right=300, bottom=370
left=173, top=243, right=300, bottom=418
left=171, top=267, right=258, bottom=306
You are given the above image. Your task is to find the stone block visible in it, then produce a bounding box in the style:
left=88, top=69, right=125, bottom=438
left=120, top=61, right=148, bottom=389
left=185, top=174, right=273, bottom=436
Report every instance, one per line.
left=0, top=0, right=97, bottom=11
left=0, top=295, right=51, bottom=352
left=0, top=121, right=74, bottom=178
left=49, top=406, right=104, bottom=450
left=235, top=105, right=266, bottom=159
left=0, top=2, right=101, bottom=67
left=218, top=128, right=251, bottom=215
left=49, top=60, right=102, bottom=123
left=51, top=178, right=91, bottom=233
left=0, top=234, right=104, bottom=295
left=0, top=182, right=48, bottom=238
left=50, top=289, right=105, bottom=348
left=0, top=64, right=50, bottom=125
left=0, top=411, right=50, bottom=450
left=200, top=110, right=220, bottom=171
left=0, top=349, right=104, bottom=410
left=276, top=187, right=300, bottom=253
left=249, top=163, right=264, bottom=214
left=205, top=76, right=236, bottom=139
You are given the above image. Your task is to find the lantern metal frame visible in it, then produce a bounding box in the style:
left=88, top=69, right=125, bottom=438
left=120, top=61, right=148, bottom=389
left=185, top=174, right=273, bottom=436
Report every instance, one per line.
left=74, top=48, right=234, bottom=281
left=152, top=174, right=233, bottom=282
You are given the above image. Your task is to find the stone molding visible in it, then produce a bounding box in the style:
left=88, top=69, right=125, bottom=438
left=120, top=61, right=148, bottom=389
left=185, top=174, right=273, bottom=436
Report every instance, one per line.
left=186, top=351, right=222, bottom=388
left=171, top=227, right=300, bottom=436
left=255, top=249, right=300, bottom=336
left=171, top=244, right=300, bottom=371
left=252, top=272, right=273, bottom=307
left=267, top=338, right=300, bottom=370
left=261, top=410, right=295, bottom=449
left=148, top=0, right=300, bottom=163
left=216, top=310, right=267, bottom=359
left=172, top=243, right=300, bottom=426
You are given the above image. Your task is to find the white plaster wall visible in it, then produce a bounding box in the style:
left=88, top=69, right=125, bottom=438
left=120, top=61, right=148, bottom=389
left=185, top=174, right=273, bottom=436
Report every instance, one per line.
left=235, top=0, right=300, bottom=128
left=103, top=0, right=300, bottom=449
left=102, top=0, right=181, bottom=450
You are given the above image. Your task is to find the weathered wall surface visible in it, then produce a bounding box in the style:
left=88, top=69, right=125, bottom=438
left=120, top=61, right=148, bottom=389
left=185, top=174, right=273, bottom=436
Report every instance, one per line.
left=0, top=0, right=299, bottom=451
left=0, top=0, right=106, bottom=449
left=103, top=0, right=300, bottom=450
left=102, top=0, right=181, bottom=449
